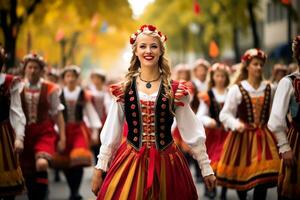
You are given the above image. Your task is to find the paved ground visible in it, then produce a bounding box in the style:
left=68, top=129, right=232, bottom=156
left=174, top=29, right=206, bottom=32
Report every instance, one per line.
left=16, top=166, right=278, bottom=200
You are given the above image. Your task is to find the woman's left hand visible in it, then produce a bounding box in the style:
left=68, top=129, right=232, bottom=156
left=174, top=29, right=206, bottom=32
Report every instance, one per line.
left=203, top=174, right=217, bottom=191
left=57, top=138, right=66, bottom=153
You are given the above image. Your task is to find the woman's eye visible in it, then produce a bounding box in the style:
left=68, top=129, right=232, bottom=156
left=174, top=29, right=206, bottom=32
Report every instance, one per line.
left=139, top=45, right=146, bottom=48
left=151, top=45, right=158, bottom=48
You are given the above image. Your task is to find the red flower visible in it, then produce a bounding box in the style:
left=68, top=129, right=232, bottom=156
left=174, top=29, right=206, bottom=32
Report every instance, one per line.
left=147, top=25, right=156, bottom=31
left=140, top=24, right=147, bottom=30
left=130, top=37, right=135, bottom=44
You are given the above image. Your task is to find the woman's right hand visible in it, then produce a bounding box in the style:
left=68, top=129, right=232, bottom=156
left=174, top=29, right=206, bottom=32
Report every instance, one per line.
left=91, top=168, right=103, bottom=196
left=208, top=119, right=217, bottom=128
left=236, top=122, right=245, bottom=133
left=282, top=150, right=296, bottom=167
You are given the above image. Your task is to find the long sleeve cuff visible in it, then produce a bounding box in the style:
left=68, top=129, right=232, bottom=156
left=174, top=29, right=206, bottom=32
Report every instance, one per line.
left=189, top=139, right=214, bottom=177
left=95, top=145, right=114, bottom=171
left=278, top=143, right=292, bottom=154
left=274, top=131, right=291, bottom=154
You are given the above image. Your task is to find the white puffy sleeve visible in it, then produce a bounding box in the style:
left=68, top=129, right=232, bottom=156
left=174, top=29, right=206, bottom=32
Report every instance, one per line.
left=95, top=99, right=124, bottom=171
left=175, top=95, right=214, bottom=177
left=196, top=100, right=214, bottom=127
left=48, top=87, right=64, bottom=116
left=9, top=78, right=26, bottom=141
left=219, top=85, right=242, bottom=131
left=84, top=101, right=102, bottom=129
left=268, top=77, right=293, bottom=154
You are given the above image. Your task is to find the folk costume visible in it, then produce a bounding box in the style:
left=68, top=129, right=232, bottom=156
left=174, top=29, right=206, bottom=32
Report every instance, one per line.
left=0, top=73, right=25, bottom=197
left=217, top=49, right=281, bottom=193
left=88, top=69, right=111, bottom=161
left=197, top=87, right=228, bottom=172
left=54, top=65, right=101, bottom=200
left=95, top=79, right=214, bottom=200
left=268, top=73, right=300, bottom=199
left=20, top=53, right=64, bottom=200
left=268, top=36, right=300, bottom=199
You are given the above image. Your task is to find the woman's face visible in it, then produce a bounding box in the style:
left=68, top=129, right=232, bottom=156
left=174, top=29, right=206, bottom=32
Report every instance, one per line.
left=247, top=57, right=264, bottom=80
left=213, top=70, right=227, bottom=88
left=135, top=34, right=162, bottom=68
left=177, top=70, right=190, bottom=81
left=64, top=70, right=78, bottom=88
left=24, top=61, right=43, bottom=83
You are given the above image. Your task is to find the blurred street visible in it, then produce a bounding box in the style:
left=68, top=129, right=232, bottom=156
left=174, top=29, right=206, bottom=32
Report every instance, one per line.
left=16, top=166, right=278, bottom=200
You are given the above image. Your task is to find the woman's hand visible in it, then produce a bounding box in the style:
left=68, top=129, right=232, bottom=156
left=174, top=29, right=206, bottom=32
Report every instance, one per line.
left=282, top=150, right=296, bottom=167
left=57, top=137, right=66, bottom=153
left=14, top=139, right=24, bottom=153
left=91, top=168, right=103, bottom=196
left=203, top=174, right=217, bottom=192
left=236, top=122, right=245, bottom=133
left=91, top=128, right=100, bottom=146
left=208, top=119, right=217, bottom=128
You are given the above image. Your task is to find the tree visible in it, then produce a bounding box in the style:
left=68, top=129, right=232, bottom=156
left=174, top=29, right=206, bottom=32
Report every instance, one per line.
left=0, top=0, right=135, bottom=68
left=0, top=0, right=43, bottom=67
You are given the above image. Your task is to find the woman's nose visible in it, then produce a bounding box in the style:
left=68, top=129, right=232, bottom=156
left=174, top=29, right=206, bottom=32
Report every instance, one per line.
left=145, top=46, right=151, bottom=53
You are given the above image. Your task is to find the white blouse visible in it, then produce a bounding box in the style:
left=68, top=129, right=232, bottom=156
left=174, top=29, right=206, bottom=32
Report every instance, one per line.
left=0, top=74, right=25, bottom=140
left=219, top=80, right=274, bottom=131
left=63, top=86, right=102, bottom=129
left=196, top=88, right=227, bottom=127
left=268, top=74, right=299, bottom=154
left=87, top=84, right=112, bottom=119
left=95, top=89, right=214, bottom=177
left=193, top=79, right=207, bottom=92
left=21, top=78, right=64, bottom=123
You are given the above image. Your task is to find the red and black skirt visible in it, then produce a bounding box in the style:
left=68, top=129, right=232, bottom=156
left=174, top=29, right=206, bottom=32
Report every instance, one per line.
left=216, top=125, right=281, bottom=191
left=52, top=122, right=92, bottom=168
left=97, top=142, right=198, bottom=200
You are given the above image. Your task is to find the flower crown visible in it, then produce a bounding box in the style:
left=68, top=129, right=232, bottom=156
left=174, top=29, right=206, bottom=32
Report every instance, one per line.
left=23, top=53, right=46, bottom=68
left=129, top=24, right=167, bottom=45
left=193, top=58, right=211, bottom=69
left=210, top=63, right=231, bottom=73
left=241, top=48, right=267, bottom=63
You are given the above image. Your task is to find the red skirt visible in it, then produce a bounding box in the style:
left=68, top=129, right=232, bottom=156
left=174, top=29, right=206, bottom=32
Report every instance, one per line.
left=205, top=127, right=228, bottom=171
left=0, top=120, right=25, bottom=196
left=216, top=125, right=281, bottom=190
left=21, top=120, right=57, bottom=174
left=52, top=122, right=92, bottom=168
left=278, top=124, right=300, bottom=199
left=97, top=142, right=198, bottom=200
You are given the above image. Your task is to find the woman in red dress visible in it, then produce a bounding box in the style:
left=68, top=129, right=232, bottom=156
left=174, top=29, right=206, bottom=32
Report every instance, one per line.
left=197, top=63, right=230, bottom=199
left=0, top=47, right=25, bottom=199
left=91, top=25, right=216, bottom=200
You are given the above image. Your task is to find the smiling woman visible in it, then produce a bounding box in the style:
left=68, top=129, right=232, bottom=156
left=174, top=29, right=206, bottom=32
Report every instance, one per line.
left=91, top=24, right=216, bottom=200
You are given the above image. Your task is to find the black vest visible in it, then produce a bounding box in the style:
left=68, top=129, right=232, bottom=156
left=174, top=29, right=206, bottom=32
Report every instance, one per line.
left=207, top=89, right=223, bottom=127
left=124, top=79, right=174, bottom=150
left=237, top=83, right=271, bottom=125
left=288, top=74, right=300, bottom=125
left=60, top=89, right=85, bottom=122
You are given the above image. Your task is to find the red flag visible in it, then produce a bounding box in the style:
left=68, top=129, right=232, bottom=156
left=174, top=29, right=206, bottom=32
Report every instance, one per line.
left=194, top=0, right=201, bottom=15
